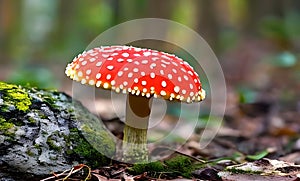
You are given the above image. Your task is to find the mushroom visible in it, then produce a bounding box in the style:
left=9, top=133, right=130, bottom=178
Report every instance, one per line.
left=65, top=45, right=205, bottom=163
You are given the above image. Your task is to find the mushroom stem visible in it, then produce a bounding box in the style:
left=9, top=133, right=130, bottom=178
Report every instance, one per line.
left=122, top=94, right=153, bottom=163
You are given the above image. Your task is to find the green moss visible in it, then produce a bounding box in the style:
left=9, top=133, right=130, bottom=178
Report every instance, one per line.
left=41, top=130, right=48, bottom=135
left=0, top=116, right=15, bottom=137
left=129, top=156, right=196, bottom=179
left=10, top=118, right=24, bottom=126
left=80, top=124, right=115, bottom=158
left=66, top=149, right=74, bottom=155
left=69, top=101, right=116, bottom=165
left=69, top=128, right=78, bottom=132
left=67, top=127, right=111, bottom=168
left=34, top=144, right=41, bottom=149
left=28, top=116, right=36, bottom=124
left=129, top=161, right=165, bottom=174
left=8, top=92, right=31, bottom=111
left=26, top=149, right=34, bottom=156
left=0, top=82, right=32, bottom=112
left=46, top=131, right=63, bottom=151
left=0, top=82, right=15, bottom=90
left=43, top=95, right=58, bottom=109
left=0, top=117, right=13, bottom=130
left=165, top=156, right=194, bottom=178
left=46, top=137, right=62, bottom=152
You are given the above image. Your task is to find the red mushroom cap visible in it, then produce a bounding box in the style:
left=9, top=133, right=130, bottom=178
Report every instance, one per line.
left=65, top=45, right=205, bottom=103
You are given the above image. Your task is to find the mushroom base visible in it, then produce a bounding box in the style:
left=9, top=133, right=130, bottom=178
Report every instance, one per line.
left=122, top=125, right=148, bottom=163
left=122, top=94, right=153, bottom=163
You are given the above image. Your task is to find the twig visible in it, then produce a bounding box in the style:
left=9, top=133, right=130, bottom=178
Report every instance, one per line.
left=40, top=164, right=91, bottom=181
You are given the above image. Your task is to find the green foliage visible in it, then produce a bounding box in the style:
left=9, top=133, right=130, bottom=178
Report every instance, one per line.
left=246, top=150, right=269, bottom=161
left=267, top=51, right=297, bottom=68
left=171, top=0, right=195, bottom=27
left=260, top=12, right=300, bottom=41
left=197, top=114, right=223, bottom=130
left=8, top=67, right=58, bottom=89
left=0, top=82, right=32, bottom=112
left=285, top=12, right=300, bottom=38
left=238, top=87, right=257, bottom=104
left=260, top=16, right=289, bottom=41
left=78, top=1, right=113, bottom=31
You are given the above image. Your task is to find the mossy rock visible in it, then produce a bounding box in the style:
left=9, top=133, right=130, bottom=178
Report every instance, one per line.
left=0, top=81, right=116, bottom=178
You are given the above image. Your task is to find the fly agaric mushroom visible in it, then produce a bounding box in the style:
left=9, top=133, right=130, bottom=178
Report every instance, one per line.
left=65, top=45, right=205, bottom=163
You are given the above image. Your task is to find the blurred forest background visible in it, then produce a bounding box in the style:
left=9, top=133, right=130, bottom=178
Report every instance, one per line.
left=1, top=2, right=300, bottom=178
left=0, top=0, right=299, bottom=111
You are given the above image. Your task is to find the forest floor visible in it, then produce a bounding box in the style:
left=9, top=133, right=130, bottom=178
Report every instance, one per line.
left=40, top=90, right=300, bottom=181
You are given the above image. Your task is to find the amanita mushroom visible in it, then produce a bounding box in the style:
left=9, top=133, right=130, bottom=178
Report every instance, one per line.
left=65, top=45, right=205, bottom=162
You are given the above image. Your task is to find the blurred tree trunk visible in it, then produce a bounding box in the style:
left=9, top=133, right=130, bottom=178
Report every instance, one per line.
left=147, top=0, right=175, bottom=18
left=109, top=0, right=121, bottom=24
left=0, top=0, right=7, bottom=56
left=242, top=0, right=285, bottom=35
left=242, top=0, right=299, bottom=49
left=57, top=0, right=78, bottom=38
left=130, top=0, right=175, bottom=50
left=54, top=0, right=82, bottom=53
left=196, top=0, right=220, bottom=53
left=0, top=0, right=19, bottom=62
left=114, top=0, right=147, bottom=22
